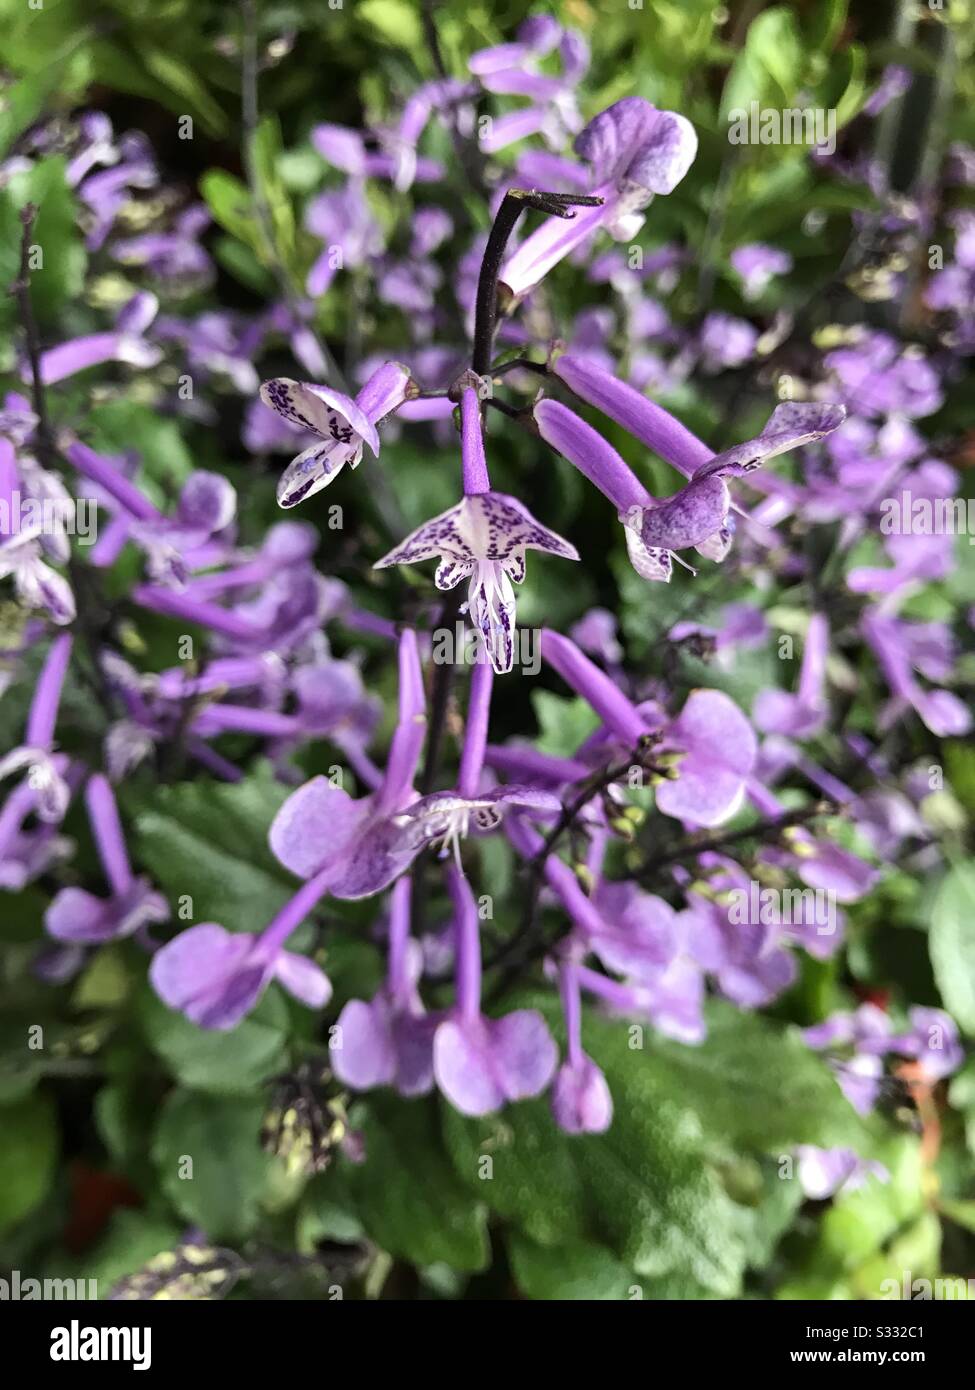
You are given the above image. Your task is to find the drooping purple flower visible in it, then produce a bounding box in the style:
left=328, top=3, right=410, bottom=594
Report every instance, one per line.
left=331, top=877, right=438, bottom=1096
left=551, top=962, right=612, bottom=1134
left=375, top=386, right=578, bottom=674
left=45, top=775, right=169, bottom=945
left=149, top=866, right=333, bottom=1031
left=433, top=864, right=558, bottom=1115
left=862, top=610, right=971, bottom=737
left=536, top=377, right=844, bottom=577
left=541, top=629, right=757, bottom=827
left=259, top=361, right=414, bottom=507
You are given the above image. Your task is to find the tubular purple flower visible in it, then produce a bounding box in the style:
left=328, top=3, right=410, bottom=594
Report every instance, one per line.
left=433, top=865, right=558, bottom=1114
left=541, top=629, right=646, bottom=746
left=64, top=441, right=160, bottom=522
left=551, top=961, right=613, bottom=1134
left=551, top=354, right=712, bottom=479
left=35, top=293, right=161, bottom=384
left=460, top=386, right=490, bottom=495
left=754, top=613, right=830, bottom=738
left=459, top=660, right=493, bottom=798
left=331, top=875, right=438, bottom=1096
left=0, top=634, right=74, bottom=824
left=27, top=632, right=73, bottom=750
left=533, top=398, right=649, bottom=511
left=376, top=628, right=427, bottom=815
left=150, top=865, right=334, bottom=1030
left=132, top=584, right=266, bottom=643
left=85, top=773, right=133, bottom=896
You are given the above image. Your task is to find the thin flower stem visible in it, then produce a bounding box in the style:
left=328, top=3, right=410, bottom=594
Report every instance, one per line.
left=471, top=191, right=602, bottom=376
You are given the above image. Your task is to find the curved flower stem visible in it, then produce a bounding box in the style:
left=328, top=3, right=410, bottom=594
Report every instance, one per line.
left=471, top=191, right=603, bottom=375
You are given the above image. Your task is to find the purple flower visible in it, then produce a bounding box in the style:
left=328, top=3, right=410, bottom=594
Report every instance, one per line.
left=730, top=243, right=793, bottom=300
left=501, top=97, right=697, bottom=296
left=34, top=292, right=161, bottom=384
left=259, top=361, right=413, bottom=507
left=888, top=1007, right=963, bottom=1081
left=803, top=1003, right=893, bottom=1113
left=754, top=613, right=830, bottom=738
left=45, top=775, right=168, bottom=945
left=331, top=877, right=438, bottom=1096
left=699, top=313, right=759, bottom=370
left=0, top=633, right=73, bottom=823
left=433, top=865, right=557, bottom=1115
left=375, top=387, right=578, bottom=673
left=862, top=611, right=971, bottom=737
left=551, top=962, right=612, bottom=1134
left=569, top=607, right=623, bottom=665
left=127, top=471, right=238, bottom=587
left=149, top=867, right=333, bottom=1030
left=0, top=440, right=75, bottom=624
left=537, top=373, right=844, bottom=577
left=113, top=204, right=213, bottom=283
left=305, top=182, right=384, bottom=297
left=796, top=1146, right=889, bottom=1199
left=269, top=629, right=427, bottom=899
left=541, top=629, right=757, bottom=827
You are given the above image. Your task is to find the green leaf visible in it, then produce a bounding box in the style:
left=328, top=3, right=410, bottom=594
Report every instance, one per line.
left=200, top=169, right=261, bottom=249
left=442, top=1097, right=590, bottom=1247
left=133, top=768, right=294, bottom=935
left=334, top=1095, right=489, bottom=1271
left=0, top=1091, right=58, bottom=1235
left=140, top=48, right=228, bottom=136
left=86, top=401, right=194, bottom=497
left=531, top=690, right=601, bottom=759
left=508, top=1234, right=634, bottom=1300
left=358, top=0, right=423, bottom=49
left=0, top=157, right=86, bottom=322
left=443, top=1006, right=747, bottom=1294
left=139, top=982, right=289, bottom=1095
left=930, top=862, right=975, bottom=1033
left=151, top=1090, right=269, bottom=1241
left=650, top=1002, right=873, bottom=1151
left=939, top=1198, right=975, bottom=1235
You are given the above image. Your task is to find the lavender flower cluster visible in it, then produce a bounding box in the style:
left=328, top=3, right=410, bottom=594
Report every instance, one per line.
left=2, top=13, right=971, bottom=1206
